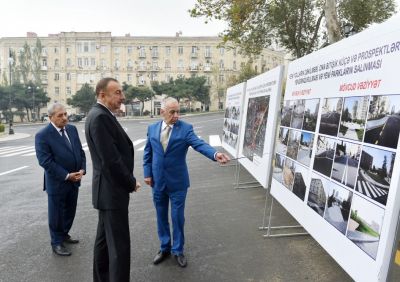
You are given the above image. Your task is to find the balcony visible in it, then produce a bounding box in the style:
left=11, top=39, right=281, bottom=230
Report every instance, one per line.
left=127, top=66, right=133, bottom=71
left=191, top=53, right=198, bottom=58
left=203, top=66, right=211, bottom=72
left=137, top=66, right=147, bottom=72
left=41, top=66, right=48, bottom=71
left=189, top=66, right=199, bottom=72
left=204, top=53, right=212, bottom=58
left=151, top=53, right=158, bottom=58
left=151, top=67, right=160, bottom=72
left=139, top=53, right=146, bottom=58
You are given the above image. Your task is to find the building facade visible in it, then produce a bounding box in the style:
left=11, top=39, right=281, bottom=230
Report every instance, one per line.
left=0, top=32, right=285, bottom=114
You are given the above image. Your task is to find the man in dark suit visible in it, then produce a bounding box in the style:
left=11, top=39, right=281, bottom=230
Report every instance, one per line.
left=143, top=97, right=230, bottom=267
left=35, top=103, right=86, bottom=256
left=85, top=77, right=140, bottom=282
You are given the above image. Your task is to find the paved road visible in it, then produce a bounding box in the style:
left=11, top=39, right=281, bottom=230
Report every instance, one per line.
left=365, top=115, right=400, bottom=149
left=0, top=113, right=354, bottom=282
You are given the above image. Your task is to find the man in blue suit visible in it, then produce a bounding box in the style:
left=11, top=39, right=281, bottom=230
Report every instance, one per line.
left=35, top=103, right=86, bottom=256
left=143, top=97, right=230, bottom=267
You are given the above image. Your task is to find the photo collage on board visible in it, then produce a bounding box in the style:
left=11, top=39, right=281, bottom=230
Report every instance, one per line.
left=275, top=93, right=400, bottom=260
left=273, top=98, right=320, bottom=201
left=242, top=96, right=270, bottom=161
left=223, top=105, right=241, bottom=149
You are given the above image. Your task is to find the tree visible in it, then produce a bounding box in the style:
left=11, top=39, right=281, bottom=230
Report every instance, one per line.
left=31, top=38, right=43, bottom=85
left=190, top=0, right=396, bottom=58
left=125, top=86, right=154, bottom=115
left=18, top=42, right=32, bottom=85
left=67, top=83, right=96, bottom=115
left=226, top=62, right=258, bottom=87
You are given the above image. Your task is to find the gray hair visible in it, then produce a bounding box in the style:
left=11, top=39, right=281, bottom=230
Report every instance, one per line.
left=161, top=97, right=178, bottom=109
left=47, top=102, right=65, bottom=116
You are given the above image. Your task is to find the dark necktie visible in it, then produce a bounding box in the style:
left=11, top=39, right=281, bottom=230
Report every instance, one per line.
left=61, top=128, right=72, bottom=150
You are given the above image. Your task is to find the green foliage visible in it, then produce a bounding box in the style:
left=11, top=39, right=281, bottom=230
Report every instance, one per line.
left=67, top=83, right=96, bottom=114
left=227, top=62, right=258, bottom=87
left=124, top=85, right=154, bottom=115
left=151, top=76, right=210, bottom=109
left=0, top=124, right=4, bottom=133
left=190, top=0, right=396, bottom=58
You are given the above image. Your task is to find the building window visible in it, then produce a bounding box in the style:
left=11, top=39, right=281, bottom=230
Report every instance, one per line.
left=127, top=46, right=133, bottom=54
left=101, top=45, right=107, bottom=53
left=54, top=73, right=60, bottom=81
left=233, top=48, right=237, bottom=56
left=115, top=74, right=119, bottom=81
left=205, top=46, right=211, bottom=57
left=114, top=59, right=120, bottom=69
left=233, top=61, right=236, bottom=70
left=42, top=58, right=47, bottom=67
left=139, top=60, right=146, bottom=71
left=165, top=46, right=171, bottom=56
left=66, top=46, right=70, bottom=53
left=54, top=47, right=58, bottom=54
left=127, top=59, right=133, bottom=69
left=178, top=46, right=183, bottom=55
left=152, top=61, right=158, bottom=71
left=151, top=46, right=158, bottom=57
left=191, top=46, right=198, bottom=55
left=91, top=58, right=96, bottom=66
left=84, top=57, right=89, bottom=67
left=77, top=58, right=82, bottom=67
left=139, top=46, right=146, bottom=57
left=219, top=74, right=225, bottom=83
left=165, top=74, right=172, bottom=82
left=127, top=74, right=132, bottom=82
left=178, top=59, right=184, bottom=71
left=190, top=60, right=198, bottom=70
left=150, top=72, right=157, bottom=81
left=66, top=87, right=71, bottom=96
left=219, top=47, right=225, bottom=55
left=100, top=59, right=106, bottom=68
left=66, top=58, right=71, bottom=67
left=114, top=47, right=120, bottom=54
left=219, top=60, right=224, bottom=70
left=54, top=59, right=59, bottom=67
left=66, top=73, right=71, bottom=81
left=55, top=87, right=60, bottom=96
left=165, top=59, right=171, bottom=70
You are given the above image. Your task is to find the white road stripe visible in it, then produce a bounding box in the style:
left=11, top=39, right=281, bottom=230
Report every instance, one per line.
left=0, top=146, right=32, bottom=155
left=0, top=166, right=29, bottom=176
left=357, top=181, right=362, bottom=193
left=209, top=135, right=222, bottom=147
left=0, top=146, right=12, bottom=152
left=138, top=145, right=145, bottom=151
left=1, top=148, right=36, bottom=157
left=366, top=182, right=377, bottom=198
left=370, top=185, right=383, bottom=197
left=133, top=139, right=146, bottom=146
left=362, top=182, right=372, bottom=198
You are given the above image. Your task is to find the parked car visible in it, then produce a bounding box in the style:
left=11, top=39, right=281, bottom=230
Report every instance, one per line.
left=68, top=114, right=82, bottom=122
left=42, top=115, right=49, bottom=122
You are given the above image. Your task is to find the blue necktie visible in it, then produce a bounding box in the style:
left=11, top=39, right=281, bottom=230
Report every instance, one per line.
left=61, top=128, right=72, bottom=150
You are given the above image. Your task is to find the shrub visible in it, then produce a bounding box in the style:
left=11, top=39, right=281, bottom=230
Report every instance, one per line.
left=0, top=124, right=5, bottom=133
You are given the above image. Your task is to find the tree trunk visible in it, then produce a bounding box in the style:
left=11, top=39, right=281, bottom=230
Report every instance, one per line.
left=324, top=0, right=342, bottom=44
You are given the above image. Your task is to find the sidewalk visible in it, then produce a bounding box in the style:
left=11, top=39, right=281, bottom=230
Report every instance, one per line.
left=0, top=132, right=30, bottom=142
left=0, top=151, right=353, bottom=282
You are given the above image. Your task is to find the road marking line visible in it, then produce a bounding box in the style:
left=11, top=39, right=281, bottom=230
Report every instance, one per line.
left=1, top=148, right=36, bottom=157
left=0, top=146, right=32, bottom=155
left=366, top=182, right=378, bottom=198
left=133, top=139, right=146, bottom=146
left=138, top=145, right=145, bottom=151
left=0, top=146, right=12, bottom=152
left=362, top=182, right=372, bottom=198
left=0, top=166, right=29, bottom=176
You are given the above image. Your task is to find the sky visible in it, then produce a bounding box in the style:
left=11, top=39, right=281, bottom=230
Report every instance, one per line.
left=0, top=0, right=227, bottom=38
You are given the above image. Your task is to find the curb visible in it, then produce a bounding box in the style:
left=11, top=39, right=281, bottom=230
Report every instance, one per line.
left=0, top=133, right=31, bottom=142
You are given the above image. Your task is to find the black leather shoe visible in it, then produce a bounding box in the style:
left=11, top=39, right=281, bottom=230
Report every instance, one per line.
left=52, top=244, right=71, bottom=256
left=174, top=254, right=187, bottom=267
left=153, top=250, right=170, bottom=265
left=64, top=235, right=79, bottom=244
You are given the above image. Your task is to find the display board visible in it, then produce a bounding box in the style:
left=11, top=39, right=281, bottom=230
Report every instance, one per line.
left=238, top=66, right=284, bottom=188
left=270, top=15, right=400, bottom=281
left=222, top=82, right=246, bottom=158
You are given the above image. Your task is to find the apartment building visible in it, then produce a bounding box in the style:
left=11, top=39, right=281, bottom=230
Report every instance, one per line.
left=0, top=32, right=285, bottom=112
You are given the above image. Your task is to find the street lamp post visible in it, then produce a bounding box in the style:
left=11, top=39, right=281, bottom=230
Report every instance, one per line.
left=28, top=86, right=39, bottom=122
left=7, top=54, right=14, bottom=135
left=150, top=95, right=154, bottom=118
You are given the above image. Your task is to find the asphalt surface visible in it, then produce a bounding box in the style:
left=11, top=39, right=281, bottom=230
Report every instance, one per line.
left=0, top=111, right=385, bottom=282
